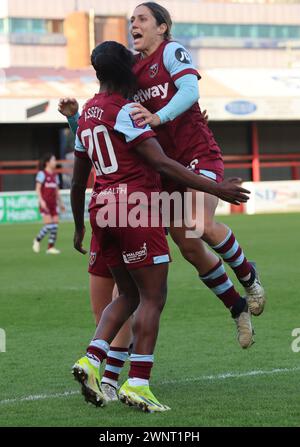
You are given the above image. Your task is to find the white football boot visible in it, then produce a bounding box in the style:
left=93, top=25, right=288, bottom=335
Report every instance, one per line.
left=243, top=262, right=266, bottom=316
left=101, top=382, right=119, bottom=402
left=32, top=239, right=40, bottom=253
left=46, top=247, right=61, bottom=255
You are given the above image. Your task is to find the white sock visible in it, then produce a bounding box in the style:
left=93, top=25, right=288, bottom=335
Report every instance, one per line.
left=128, top=378, right=149, bottom=387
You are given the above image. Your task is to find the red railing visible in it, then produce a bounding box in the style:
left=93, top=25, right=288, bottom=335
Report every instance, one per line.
left=0, top=153, right=300, bottom=191
left=0, top=159, right=94, bottom=190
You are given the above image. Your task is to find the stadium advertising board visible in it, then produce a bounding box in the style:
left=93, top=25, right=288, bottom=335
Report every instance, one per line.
left=0, top=192, right=41, bottom=224
left=0, top=191, right=90, bottom=224
left=244, top=180, right=300, bottom=214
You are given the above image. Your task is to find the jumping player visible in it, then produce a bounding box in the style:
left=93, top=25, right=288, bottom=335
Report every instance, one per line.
left=32, top=153, right=65, bottom=255
left=129, top=2, right=265, bottom=340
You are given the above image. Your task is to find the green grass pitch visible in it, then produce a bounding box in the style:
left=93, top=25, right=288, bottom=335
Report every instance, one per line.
left=0, top=214, right=299, bottom=427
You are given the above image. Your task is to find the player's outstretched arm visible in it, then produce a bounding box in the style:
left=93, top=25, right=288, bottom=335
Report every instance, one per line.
left=135, top=138, right=250, bottom=205
left=70, top=156, right=92, bottom=254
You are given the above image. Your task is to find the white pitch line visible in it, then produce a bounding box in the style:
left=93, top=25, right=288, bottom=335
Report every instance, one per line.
left=159, top=366, right=300, bottom=385
left=0, top=367, right=299, bottom=406
left=0, top=390, right=79, bottom=405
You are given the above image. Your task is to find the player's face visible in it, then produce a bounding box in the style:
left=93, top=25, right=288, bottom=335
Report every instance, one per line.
left=48, top=156, right=56, bottom=170
left=130, top=5, right=166, bottom=55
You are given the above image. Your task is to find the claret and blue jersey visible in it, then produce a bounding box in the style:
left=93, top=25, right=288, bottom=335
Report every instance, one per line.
left=75, top=92, right=161, bottom=209
left=73, top=40, right=223, bottom=189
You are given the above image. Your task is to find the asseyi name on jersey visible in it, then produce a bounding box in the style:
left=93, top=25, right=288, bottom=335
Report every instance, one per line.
left=84, top=106, right=104, bottom=121
left=133, top=82, right=169, bottom=103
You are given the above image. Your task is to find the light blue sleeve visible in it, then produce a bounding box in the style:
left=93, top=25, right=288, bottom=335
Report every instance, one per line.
left=74, top=133, right=85, bottom=152
left=36, top=171, right=45, bottom=184
left=163, top=41, right=197, bottom=78
left=156, top=74, right=199, bottom=124
left=67, top=112, right=80, bottom=135
left=114, top=103, right=153, bottom=143
left=67, top=111, right=85, bottom=152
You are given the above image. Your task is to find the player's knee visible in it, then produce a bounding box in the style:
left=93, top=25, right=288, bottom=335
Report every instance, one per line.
left=118, top=285, right=140, bottom=306
left=141, top=288, right=167, bottom=312
left=202, top=218, right=217, bottom=243
left=123, top=290, right=140, bottom=310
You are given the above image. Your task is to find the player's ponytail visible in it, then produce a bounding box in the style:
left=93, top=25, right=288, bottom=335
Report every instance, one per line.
left=91, top=41, right=137, bottom=98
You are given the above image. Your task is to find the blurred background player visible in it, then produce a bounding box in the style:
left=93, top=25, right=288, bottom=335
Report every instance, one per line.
left=70, top=41, right=250, bottom=412
left=32, top=153, right=65, bottom=255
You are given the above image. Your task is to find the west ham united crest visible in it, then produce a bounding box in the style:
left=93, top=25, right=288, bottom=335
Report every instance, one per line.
left=149, top=63, right=158, bottom=78
left=89, top=252, right=97, bottom=266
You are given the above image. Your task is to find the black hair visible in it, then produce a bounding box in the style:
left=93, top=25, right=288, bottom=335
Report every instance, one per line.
left=138, top=2, right=172, bottom=40
left=91, top=41, right=137, bottom=98
left=39, top=152, right=54, bottom=171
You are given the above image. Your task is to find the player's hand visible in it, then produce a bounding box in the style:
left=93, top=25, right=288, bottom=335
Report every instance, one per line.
left=40, top=199, right=49, bottom=212
left=58, top=97, right=79, bottom=117
left=130, top=103, right=161, bottom=128
left=201, top=109, right=209, bottom=124
left=60, top=203, right=66, bottom=213
left=216, top=178, right=250, bottom=205
left=73, top=227, right=87, bottom=254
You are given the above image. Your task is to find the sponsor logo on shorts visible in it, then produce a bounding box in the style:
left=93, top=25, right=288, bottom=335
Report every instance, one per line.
left=122, top=243, right=147, bottom=264
left=89, top=251, right=97, bottom=266
left=149, top=63, right=159, bottom=78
